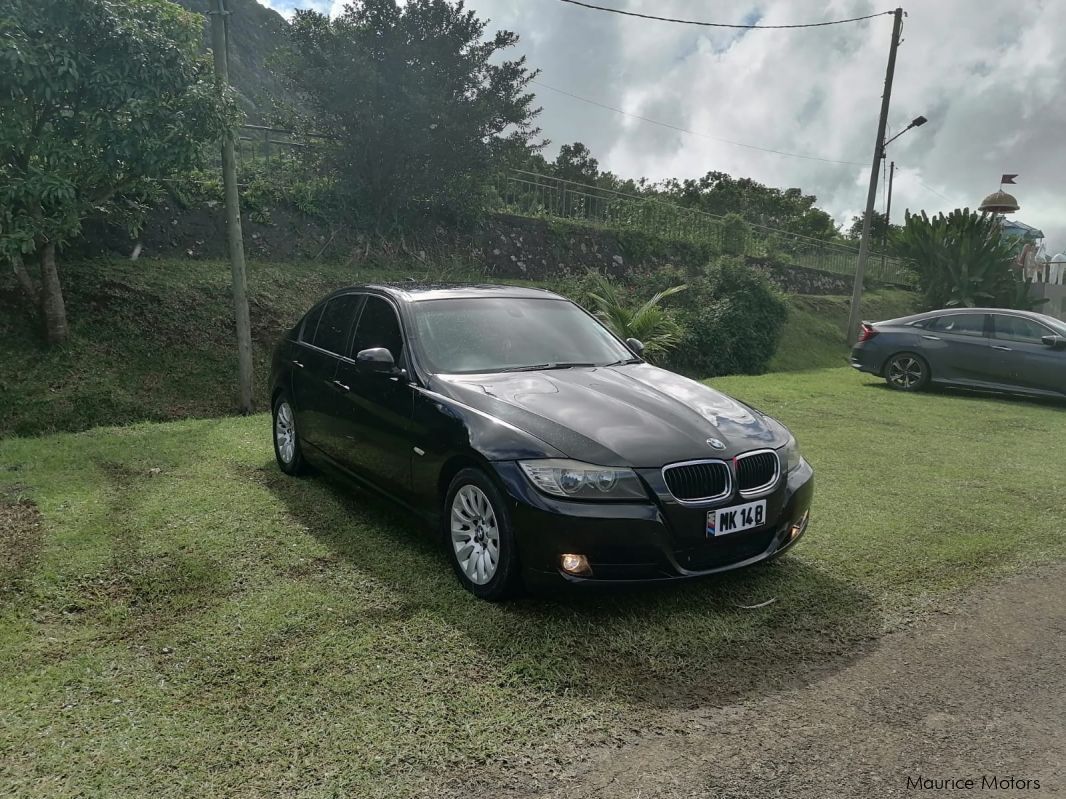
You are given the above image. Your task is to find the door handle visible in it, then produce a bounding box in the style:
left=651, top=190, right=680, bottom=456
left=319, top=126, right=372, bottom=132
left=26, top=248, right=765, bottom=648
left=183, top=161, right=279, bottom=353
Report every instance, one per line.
left=332, top=380, right=351, bottom=392
left=992, top=345, right=1012, bottom=352
left=921, top=335, right=941, bottom=341
left=291, top=359, right=304, bottom=369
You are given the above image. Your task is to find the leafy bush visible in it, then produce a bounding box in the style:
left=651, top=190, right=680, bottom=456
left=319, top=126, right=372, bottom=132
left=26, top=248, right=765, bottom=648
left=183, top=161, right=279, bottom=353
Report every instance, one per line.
left=172, top=158, right=342, bottom=223
left=893, top=209, right=1041, bottom=310
left=635, top=257, right=788, bottom=377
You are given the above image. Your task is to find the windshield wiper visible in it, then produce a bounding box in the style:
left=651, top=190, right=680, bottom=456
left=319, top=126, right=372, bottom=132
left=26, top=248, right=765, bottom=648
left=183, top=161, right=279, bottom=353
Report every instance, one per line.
left=492, top=362, right=598, bottom=373
left=492, top=363, right=553, bottom=373
left=603, top=357, right=642, bottom=367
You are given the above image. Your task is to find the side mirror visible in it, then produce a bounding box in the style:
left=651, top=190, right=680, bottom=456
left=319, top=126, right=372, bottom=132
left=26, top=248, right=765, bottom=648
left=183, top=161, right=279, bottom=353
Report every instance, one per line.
left=625, top=337, right=645, bottom=357
left=1041, top=335, right=1066, bottom=349
left=356, top=347, right=397, bottom=374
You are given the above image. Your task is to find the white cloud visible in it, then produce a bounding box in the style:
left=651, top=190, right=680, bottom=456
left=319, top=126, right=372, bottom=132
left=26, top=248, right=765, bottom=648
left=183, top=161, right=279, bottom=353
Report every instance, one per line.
left=256, top=0, right=330, bottom=19
left=260, top=0, right=1066, bottom=248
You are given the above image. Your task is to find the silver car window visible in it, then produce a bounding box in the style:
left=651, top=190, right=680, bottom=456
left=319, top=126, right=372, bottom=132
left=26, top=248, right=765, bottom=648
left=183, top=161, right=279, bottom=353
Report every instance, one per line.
left=929, top=314, right=986, bottom=336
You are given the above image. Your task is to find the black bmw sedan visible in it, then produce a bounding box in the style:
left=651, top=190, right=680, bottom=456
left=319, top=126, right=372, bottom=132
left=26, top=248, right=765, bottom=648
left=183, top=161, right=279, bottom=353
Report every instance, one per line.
left=850, top=308, right=1066, bottom=398
left=270, top=284, right=813, bottom=600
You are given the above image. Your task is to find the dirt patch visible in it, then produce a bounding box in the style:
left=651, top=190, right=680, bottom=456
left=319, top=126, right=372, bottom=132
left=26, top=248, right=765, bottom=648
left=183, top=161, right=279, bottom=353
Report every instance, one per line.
left=0, top=491, right=43, bottom=597
left=450, top=564, right=1066, bottom=798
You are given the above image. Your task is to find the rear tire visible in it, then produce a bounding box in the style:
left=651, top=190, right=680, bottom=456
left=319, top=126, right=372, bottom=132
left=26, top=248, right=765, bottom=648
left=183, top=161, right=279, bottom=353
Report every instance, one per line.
left=443, top=468, right=520, bottom=601
left=884, top=352, right=930, bottom=392
left=273, top=392, right=307, bottom=475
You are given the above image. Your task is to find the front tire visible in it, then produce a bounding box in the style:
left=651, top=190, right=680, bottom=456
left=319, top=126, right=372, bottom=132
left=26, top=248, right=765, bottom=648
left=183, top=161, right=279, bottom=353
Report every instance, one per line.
left=884, top=352, right=930, bottom=392
left=444, top=468, right=520, bottom=601
left=273, top=393, right=307, bottom=475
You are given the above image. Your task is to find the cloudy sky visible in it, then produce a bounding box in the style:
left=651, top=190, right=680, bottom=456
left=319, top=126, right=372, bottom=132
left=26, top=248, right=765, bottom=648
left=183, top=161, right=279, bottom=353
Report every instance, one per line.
left=255, top=0, right=1066, bottom=251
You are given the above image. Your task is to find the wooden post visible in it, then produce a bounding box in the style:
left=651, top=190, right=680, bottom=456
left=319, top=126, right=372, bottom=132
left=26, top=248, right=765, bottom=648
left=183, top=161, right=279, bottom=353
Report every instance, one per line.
left=847, top=7, right=904, bottom=345
left=209, top=0, right=254, bottom=413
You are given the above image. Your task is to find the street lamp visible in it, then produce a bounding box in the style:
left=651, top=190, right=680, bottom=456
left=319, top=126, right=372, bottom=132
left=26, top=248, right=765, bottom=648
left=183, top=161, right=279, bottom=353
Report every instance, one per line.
left=880, top=116, right=928, bottom=264
left=882, top=115, right=927, bottom=152
left=847, top=112, right=928, bottom=345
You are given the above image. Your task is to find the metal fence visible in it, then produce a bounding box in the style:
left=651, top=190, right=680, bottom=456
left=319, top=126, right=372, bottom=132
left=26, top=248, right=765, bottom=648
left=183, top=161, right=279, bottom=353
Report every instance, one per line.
left=217, top=128, right=916, bottom=288
left=233, top=124, right=336, bottom=164
left=492, top=169, right=917, bottom=288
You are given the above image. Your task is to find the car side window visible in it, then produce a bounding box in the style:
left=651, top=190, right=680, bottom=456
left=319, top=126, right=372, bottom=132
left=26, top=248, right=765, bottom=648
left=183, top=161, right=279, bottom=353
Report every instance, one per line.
left=352, top=296, right=404, bottom=362
left=929, top=313, right=986, bottom=337
left=993, top=315, right=1052, bottom=344
left=313, top=294, right=362, bottom=355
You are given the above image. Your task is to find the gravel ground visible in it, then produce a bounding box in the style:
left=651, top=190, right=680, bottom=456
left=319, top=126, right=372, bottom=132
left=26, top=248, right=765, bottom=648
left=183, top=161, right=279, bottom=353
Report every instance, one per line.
left=473, top=564, right=1066, bottom=798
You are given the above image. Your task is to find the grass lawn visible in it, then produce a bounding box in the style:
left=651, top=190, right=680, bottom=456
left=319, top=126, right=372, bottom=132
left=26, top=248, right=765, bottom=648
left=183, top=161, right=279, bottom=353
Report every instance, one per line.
left=3, top=368, right=1064, bottom=797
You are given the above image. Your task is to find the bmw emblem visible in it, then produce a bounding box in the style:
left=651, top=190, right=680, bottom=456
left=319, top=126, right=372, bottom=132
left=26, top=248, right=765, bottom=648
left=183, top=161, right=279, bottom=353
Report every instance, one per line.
left=706, top=437, right=726, bottom=450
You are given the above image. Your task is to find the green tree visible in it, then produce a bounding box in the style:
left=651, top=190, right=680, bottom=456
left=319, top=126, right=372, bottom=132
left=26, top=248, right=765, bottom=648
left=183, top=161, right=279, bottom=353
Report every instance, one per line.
left=846, top=211, right=899, bottom=245
left=281, top=0, right=541, bottom=231
left=0, top=0, right=234, bottom=344
left=586, top=275, right=686, bottom=359
left=894, top=209, right=1035, bottom=310
left=553, top=142, right=599, bottom=184
left=658, top=172, right=839, bottom=240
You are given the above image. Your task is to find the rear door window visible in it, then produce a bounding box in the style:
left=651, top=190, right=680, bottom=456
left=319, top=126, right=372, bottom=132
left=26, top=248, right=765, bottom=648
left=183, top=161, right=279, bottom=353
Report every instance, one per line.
left=299, top=303, right=326, bottom=343
left=313, top=294, right=363, bottom=355
left=929, top=314, right=987, bottom=337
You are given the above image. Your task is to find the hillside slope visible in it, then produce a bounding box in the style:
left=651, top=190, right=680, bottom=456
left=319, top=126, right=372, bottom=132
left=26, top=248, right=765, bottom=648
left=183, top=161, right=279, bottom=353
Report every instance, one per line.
left=1, top=258, right=419, bottom=437
left=0, top=258, right=917, bottom=437
left=770, top=291, right=920, bottom=372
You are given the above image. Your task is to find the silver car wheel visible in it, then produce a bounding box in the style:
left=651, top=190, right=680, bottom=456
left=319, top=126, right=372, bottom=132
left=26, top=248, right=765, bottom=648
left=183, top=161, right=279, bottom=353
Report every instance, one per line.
left=275, top=401, right=297, bottom=464
left=450, top=485, right=500, bottom=585
left=888, top=356, right=924, bottom=389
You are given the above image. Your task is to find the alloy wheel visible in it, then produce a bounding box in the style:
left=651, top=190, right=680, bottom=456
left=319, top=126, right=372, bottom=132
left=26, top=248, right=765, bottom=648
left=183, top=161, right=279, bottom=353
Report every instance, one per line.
left=275, top=401, right=297, bottom=464
left=450, top=485, right=501, bottom=585
left=888, top=356, right=924, bottom=389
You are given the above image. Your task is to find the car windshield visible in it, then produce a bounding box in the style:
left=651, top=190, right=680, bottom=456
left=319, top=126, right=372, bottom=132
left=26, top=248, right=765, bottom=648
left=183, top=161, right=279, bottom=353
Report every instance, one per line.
left=411, top=297, right=635, bottom=374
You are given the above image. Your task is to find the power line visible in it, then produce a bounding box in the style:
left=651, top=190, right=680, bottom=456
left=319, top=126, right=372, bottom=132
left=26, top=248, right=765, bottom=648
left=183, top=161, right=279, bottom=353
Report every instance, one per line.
left=532, top=80, right=865, bottom=166
left=555, top=0, right=894, bottom=30
left=894, top=166, right=951, bottom=202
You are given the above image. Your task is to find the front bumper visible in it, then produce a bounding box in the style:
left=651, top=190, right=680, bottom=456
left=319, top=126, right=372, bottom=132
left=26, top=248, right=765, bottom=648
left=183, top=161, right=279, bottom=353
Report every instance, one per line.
left=491, top=459, right=814, bottom=591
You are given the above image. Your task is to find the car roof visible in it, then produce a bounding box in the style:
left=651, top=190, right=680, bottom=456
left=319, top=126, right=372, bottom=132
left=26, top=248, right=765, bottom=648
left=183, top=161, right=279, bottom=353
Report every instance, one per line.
left=879, top=307, right=1066, bottom=329
left=325, top=282, right=566, bottom=303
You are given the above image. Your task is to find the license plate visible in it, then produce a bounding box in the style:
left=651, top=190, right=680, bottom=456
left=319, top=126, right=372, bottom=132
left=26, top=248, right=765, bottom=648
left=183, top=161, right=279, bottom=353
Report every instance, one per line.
left=707, top=499, right=767, bottom=537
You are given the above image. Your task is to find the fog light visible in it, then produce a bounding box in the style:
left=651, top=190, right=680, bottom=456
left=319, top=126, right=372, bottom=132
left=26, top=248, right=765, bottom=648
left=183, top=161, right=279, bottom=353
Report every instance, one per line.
left=560, top=553, right=592, bottom=576
left=788, top=510, right=810, bottom=540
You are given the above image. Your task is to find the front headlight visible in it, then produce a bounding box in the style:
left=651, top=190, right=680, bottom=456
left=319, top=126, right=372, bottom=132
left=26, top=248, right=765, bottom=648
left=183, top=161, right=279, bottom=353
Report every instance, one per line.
left=518, top=459, right=648, bottom=500
left=777, top=435, right=803, bottom=473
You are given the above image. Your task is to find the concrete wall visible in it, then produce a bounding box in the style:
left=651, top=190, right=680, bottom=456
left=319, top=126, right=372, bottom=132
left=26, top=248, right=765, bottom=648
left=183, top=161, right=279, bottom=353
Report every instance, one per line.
left=1032, top=283, right=1066, bottom=322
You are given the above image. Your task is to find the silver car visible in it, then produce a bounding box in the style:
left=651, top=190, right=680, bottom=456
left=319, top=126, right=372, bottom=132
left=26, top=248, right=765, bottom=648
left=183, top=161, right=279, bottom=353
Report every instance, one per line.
left=849, top=308, right=1066, bottom=398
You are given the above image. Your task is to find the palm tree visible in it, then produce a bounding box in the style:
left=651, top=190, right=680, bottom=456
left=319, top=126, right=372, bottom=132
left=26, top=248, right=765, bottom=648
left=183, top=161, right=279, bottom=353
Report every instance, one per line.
left=586, top=275, right=687, bottom=359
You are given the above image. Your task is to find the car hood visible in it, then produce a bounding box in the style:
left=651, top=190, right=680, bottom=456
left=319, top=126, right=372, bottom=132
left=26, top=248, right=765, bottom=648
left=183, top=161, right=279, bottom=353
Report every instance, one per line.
left=433, top=364, right=784, bottom=467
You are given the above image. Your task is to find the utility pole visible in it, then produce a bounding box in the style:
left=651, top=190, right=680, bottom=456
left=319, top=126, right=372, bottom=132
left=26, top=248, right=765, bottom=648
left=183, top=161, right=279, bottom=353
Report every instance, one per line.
left=847, top=7, right=904, bottom=345
left=209, top=0, right=254, bottom=414
left=880, top=160, right=895, bottom=273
